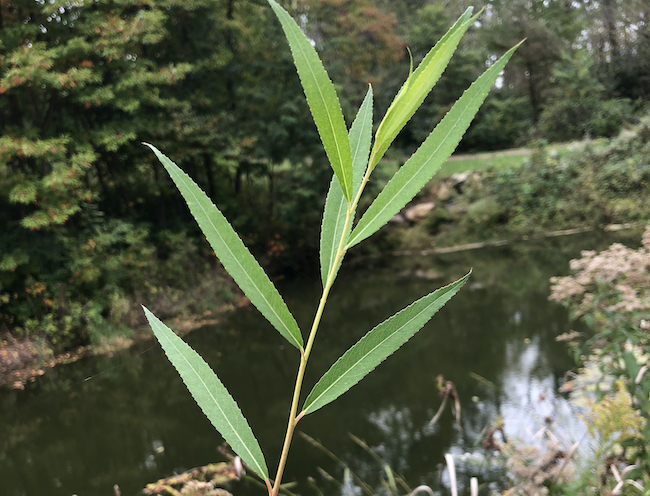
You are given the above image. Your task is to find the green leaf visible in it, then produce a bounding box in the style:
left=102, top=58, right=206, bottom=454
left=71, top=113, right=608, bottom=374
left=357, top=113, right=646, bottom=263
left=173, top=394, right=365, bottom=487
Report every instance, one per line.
left=347, top=43, right=521, bottom=248
left=350, top=86, right=374, bottom=196
left=143, top=307, right=269, bottom=479
left=267, top=0, right=353, bottom=201
left=146, top=144, right=303, bottom=350
left=301, top=272, right=471, bottom=416
left=370, top=7, right=477, bottom=169
left=319, top=177, right=347, bottom=288
left=319, top=86, right=373, bottom=286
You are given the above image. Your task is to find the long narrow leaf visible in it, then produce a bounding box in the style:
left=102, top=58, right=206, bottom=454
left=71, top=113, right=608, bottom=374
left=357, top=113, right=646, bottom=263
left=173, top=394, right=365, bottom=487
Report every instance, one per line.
left=347, top=43, right=521, bottom=248
left=319, top=177, right=348, bottom=287
left=301, top=272, right=471, bottom=416
left=143, top=307, right=269, bottom=480
left=267, top=0, right=353, bottom=201
left=370, top=8, right=477, bottom=169
left=350, top=86, right=374, bottom=195
left=146, top=144, right=303, bottom=350
left=319, top=87, right=373, bottom=286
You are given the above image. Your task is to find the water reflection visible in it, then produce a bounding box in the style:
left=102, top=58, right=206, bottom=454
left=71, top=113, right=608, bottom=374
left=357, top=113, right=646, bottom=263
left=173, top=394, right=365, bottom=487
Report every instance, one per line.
left=0, top=233, right=638, bottom=496
left=347, top=335, right=582, bottom=495
left=368, top=405, right=415, bottom=474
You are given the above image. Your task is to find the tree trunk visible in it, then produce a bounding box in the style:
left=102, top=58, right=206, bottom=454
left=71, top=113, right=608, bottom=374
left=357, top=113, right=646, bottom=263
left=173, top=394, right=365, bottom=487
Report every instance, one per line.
left=226, top=0, right=237, bottom=112
left=203, top=152, right=215, bottom=200
left=602, top=0, right=619, bottom=59
left=526, top=62, right=541, bottom=123
left=152, top=160, right=167, bottom=228
left=109, top=153, right=133, bottom=215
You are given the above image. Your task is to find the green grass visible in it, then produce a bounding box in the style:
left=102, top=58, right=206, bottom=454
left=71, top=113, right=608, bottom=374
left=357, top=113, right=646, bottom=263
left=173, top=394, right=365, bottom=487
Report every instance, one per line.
left=440, top=150, right=528, bottom=176
left=439, top=140, right=604, bottom=177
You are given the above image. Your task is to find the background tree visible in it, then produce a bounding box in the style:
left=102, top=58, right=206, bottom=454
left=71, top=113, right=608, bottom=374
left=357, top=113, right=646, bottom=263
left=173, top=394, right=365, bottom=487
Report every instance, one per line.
left=482, top=0, right=583, bottom=124
left=1, top=0, right=649, bottom=349
left=294, top=0, right=404, bottom=117
left=1, top=0, right=200, bottom=344
left=0, top=0, right=310, bottom=344
left=581, top=0, right=650, bottom=101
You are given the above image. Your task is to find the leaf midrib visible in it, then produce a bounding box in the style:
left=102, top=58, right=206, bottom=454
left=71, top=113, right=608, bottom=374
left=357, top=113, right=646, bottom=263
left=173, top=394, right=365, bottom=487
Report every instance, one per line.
left=350, top=95, right=372, bottom=187
left=325, top=183, right=347, bottom=281
left=291, top=14, right=351, bottom=197
left=303, top=298, right=435, bottom=413
left=170, top=167, right=301, bottom=349
left=158, top=320, right=266, bottom=477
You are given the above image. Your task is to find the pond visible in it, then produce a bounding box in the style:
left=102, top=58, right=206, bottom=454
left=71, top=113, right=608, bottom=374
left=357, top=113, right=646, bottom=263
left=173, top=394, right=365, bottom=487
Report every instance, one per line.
left=0, top=232, right=639, bottom=496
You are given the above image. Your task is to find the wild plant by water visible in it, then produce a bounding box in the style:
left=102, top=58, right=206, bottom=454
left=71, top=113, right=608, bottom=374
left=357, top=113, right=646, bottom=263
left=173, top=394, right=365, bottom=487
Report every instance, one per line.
left=142, top=2, right=518, bottom=495
left=548, top=226, right=650, bottom=493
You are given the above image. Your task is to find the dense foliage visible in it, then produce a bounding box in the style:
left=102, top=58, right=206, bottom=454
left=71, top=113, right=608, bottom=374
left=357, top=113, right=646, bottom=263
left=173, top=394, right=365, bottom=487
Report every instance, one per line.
left=1, top=0, right=649, bottom=350
left=0, top=0, right=331, bottom=348
left=400, top=113, right=650, bottom=249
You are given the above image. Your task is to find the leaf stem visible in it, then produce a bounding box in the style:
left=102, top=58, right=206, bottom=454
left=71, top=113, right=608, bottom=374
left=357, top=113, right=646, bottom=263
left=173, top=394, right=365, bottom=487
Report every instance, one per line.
left=271, top=260, right=337, bottom=496
left=271, top=162, right=373, bottom=496
left=271, top=353, right=306, bottom=496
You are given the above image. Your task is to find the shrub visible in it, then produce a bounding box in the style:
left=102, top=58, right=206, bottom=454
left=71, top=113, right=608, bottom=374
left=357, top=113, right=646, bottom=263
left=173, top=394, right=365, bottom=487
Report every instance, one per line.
left=549, top=225, right=650, bottom=487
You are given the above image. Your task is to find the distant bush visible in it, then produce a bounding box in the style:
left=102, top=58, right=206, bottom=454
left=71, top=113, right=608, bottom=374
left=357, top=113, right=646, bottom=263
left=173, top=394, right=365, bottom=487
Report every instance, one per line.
left=384, top=112, right=650, bottom=252
left=588, top=98, right=637, bottom=138
left=538, top=97, right=636, bottom=142
left=0, top=217, right=237, bottom=350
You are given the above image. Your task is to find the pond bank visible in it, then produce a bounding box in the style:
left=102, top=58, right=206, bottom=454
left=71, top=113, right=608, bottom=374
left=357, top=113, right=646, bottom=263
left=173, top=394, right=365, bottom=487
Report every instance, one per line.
left=1, top=222, right=643, bottom=390
left=0, top=291, right=250, bottom=389
left=362, top=222, right=643, bottom=261
left=377, top=121, right=650, bottom=258
left=0, top=233, right=601, bottom=496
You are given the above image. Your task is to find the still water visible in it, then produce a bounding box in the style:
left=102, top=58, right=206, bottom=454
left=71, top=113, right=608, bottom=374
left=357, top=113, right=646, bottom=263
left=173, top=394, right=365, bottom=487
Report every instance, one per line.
left=0, top=233, right=638, bottom=496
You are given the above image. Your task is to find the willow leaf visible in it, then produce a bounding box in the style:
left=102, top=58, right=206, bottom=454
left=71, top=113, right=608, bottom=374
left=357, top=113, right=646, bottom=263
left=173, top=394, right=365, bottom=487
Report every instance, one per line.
left=301, top=272, right=471, bottom=416
left=370, top=7, right=477, bottom=169
left=267, top=0, right=353, bottom=201
left=350, top=86, right=374, bottom=196
left=348, top=43, right=521, bottom=248
left=146, top=145, right=303, bottom=350
left=319, top=177, right=347, bottom=288
left=143, top=307, right=269, bottom=479
left=320, top=87, right=373, bottom=286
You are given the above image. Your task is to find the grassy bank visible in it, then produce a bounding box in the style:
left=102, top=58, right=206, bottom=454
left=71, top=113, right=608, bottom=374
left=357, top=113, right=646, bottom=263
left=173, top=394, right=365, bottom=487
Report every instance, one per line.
left=440, top=140, right=603, bottom=176
left=378, top=116, right=650, bottom=254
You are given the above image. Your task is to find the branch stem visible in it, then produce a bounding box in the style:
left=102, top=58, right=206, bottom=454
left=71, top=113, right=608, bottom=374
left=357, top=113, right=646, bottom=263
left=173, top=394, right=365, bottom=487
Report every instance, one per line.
left=270, top=161, right=374, bottom=496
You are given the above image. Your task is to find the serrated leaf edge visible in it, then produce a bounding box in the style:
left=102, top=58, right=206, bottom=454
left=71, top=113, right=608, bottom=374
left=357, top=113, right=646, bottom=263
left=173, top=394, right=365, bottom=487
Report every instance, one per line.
left=301, top=272, right=470, bottom=415
left=146, top=144, right=303, bottom=349
left=143, top=306, right=269, bottom=479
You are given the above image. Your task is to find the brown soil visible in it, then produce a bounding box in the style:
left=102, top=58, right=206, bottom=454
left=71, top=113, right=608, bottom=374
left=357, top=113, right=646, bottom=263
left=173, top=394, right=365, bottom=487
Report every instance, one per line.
left=0, top=337, right=55, bottom=389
